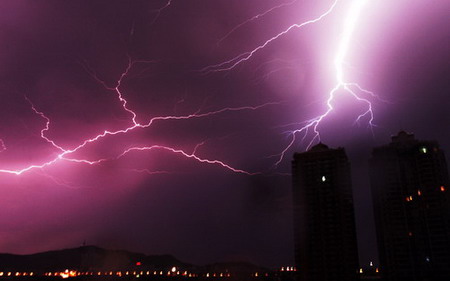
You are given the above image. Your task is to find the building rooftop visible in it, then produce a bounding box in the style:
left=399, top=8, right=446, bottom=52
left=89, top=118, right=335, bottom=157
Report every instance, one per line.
left=308, top=142, right=329, bottom=152
left=391, top=130, right=415, bottom=143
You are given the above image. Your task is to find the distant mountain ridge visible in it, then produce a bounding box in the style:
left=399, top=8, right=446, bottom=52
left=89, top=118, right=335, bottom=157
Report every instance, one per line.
left=0, top=246, right=187, bottom=271
left=0, top=246, right=269, bottom=276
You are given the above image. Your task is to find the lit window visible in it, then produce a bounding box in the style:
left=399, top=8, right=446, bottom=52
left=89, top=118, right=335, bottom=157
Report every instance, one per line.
left=417, top=190, right=422, bottom=196
left=421, top=147, right=427, bottom=154
left=321, top=176, right=326, bottom=182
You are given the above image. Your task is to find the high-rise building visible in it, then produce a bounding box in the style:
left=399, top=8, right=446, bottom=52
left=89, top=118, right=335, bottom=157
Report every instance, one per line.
left=292, top=143, right=359, bottom=281
left=370, top=131, right=450, bottom=281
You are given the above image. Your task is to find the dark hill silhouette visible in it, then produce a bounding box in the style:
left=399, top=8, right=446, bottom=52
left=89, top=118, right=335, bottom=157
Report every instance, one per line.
left=0, top=246, right=283, bottom=280
left=0, top=246, right=187, bottom=272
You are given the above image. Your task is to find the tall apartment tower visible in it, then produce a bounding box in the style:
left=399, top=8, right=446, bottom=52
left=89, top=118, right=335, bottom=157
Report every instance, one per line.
left=292, top=143, right=359, bottom=281
left=370, top=131, right=450, bottom=280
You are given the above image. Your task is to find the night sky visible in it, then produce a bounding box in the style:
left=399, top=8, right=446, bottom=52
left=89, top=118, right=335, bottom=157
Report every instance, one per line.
left=0, top=0, right=448, bottom=268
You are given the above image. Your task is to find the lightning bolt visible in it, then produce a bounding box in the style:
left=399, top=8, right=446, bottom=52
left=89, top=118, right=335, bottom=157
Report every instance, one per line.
left=115, top=146, right=260, bottom=176
left=130, top=169, right=171, bottom=176
left=0, top=56, right=277, bottom=176
left=201, top=0, right=378, bottom=166
left=0, top=139, right=6, bottom=153
left=274, top=0, right=375, bottom=165
left=1, top=0, right=380, bottom=178
left=25, top=96, right=66, bottom=152
left=216, top=0, right=298, bottom=46
left=200, top=0, right=338, bottom=74
left=35, top=171, right=79, bottom=189
left=150, top=0, right=173, bottom=25
left=253, top=59, right=301, bottom=84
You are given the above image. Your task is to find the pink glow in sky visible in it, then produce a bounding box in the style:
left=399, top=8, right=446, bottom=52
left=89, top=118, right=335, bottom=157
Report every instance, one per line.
left=0, top=0, right=448, bottom=267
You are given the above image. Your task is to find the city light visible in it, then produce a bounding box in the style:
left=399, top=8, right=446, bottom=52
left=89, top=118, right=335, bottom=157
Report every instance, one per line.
left=60, top=270, right=77, bottom=279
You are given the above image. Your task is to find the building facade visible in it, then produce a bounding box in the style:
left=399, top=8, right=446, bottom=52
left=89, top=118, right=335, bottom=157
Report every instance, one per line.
left=292, top=143, right=359, bottom=281
left=370, top=131, right=450, bottom=280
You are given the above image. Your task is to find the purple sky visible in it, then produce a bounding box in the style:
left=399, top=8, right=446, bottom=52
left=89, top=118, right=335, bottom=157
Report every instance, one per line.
left=0, top=0, right=448, bottom=268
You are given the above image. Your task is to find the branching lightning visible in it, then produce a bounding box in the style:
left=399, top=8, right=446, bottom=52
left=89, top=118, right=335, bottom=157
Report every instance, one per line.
left=0, top=0, right=381, bottom=179
left=216, top=0, right=298, bottom=46
left=0, top=56, right=278, bottom=176
left=274, top=0, right=375, bottom=165
left=115, top=146, right=260, bottom=176
left=202, top=0, right=378, bottom=166
left=201, top=0, right=339, bottom=74
left=150, top=0, right=173, bottom=25
left=0, top=139, right=6, bottom=153
left=130, top=169, right=171, bottom=176
left=25, top=96, right=66, bottom=152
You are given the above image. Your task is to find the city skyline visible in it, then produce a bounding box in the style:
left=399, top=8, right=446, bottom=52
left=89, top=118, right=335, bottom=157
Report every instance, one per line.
left=0, top=0, right=448, bottom=268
